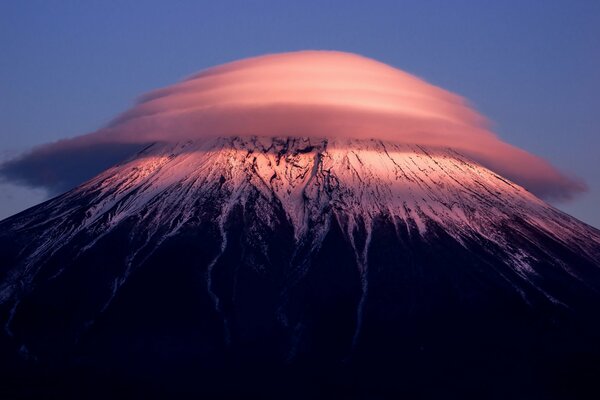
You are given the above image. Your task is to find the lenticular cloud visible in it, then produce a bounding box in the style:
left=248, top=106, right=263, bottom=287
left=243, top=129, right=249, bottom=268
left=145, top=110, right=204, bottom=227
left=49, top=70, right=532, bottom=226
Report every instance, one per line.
left=0, top=51, right=585, bottom=199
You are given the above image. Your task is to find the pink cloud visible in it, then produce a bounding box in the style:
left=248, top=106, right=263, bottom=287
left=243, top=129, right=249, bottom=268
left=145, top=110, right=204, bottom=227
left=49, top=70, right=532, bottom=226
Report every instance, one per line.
left=0, top=51, right=585, bottom=200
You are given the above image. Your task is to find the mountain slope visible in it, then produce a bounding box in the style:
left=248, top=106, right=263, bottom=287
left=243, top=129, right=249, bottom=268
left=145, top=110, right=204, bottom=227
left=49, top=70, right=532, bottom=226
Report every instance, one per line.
left=1, top=136, right=600, bottom=398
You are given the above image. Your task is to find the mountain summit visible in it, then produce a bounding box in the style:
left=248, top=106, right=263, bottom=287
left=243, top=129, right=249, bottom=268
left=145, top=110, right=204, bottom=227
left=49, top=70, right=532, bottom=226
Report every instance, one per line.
left=1, top=136, right=600, bottom=398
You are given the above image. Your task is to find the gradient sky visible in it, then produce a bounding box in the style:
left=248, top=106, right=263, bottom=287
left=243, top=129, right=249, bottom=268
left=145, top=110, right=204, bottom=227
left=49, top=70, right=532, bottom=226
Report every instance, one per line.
left=1, top=0, right=599, bottom=227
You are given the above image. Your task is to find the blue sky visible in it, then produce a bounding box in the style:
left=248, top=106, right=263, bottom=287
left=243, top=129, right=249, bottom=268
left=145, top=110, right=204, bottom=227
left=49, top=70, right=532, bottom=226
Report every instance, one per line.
left=1, top=0, right=599, bottom=227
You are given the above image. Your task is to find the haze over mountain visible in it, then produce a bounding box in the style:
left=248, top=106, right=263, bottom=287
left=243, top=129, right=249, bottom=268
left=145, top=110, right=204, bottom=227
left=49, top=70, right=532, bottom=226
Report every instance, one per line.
left=1, top=52, right=599, bottom=399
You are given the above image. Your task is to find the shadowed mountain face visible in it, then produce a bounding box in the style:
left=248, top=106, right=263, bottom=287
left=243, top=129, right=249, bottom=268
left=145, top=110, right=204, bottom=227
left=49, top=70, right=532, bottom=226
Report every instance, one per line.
left=1, top=137, right=600, bottom=399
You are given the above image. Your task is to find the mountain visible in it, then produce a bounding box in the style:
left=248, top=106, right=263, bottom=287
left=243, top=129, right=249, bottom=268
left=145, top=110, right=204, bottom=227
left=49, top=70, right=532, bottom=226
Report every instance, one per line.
left=1, top=136, right=600, bottom=398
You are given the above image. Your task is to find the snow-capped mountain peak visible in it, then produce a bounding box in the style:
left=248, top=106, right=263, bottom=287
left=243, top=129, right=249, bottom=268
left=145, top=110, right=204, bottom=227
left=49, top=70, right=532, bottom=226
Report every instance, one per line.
left=2, top=136, right=600, bottom=398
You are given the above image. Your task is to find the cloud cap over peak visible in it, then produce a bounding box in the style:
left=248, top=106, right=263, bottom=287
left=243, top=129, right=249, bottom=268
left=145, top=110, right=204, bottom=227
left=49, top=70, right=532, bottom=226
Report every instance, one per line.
left=0, top=51, right=586, bottom=200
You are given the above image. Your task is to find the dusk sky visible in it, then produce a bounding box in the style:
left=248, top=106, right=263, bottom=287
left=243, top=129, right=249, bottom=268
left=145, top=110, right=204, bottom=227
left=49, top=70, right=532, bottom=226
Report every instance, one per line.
left=1, top=0, right=599, bottom=227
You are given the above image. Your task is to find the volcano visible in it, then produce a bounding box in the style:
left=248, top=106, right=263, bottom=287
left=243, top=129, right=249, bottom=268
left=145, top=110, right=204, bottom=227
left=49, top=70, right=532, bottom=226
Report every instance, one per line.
left=2, top=51, right=600, bottom=399
left=1, top=136, right=600, bottom=398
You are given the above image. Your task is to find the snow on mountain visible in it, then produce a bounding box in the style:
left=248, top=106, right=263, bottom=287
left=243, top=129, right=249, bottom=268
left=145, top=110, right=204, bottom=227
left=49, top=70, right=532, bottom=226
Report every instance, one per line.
left=1, top=136, right=600, bottom=398
left=4, top=136, right=598, bottom=277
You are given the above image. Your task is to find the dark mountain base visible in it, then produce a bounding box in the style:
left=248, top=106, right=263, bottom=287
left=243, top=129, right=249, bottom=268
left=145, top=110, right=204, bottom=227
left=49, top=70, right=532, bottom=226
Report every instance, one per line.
left=2, top=214, right=600, bottom=399
left=2, top=315, right=600, bottom=399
